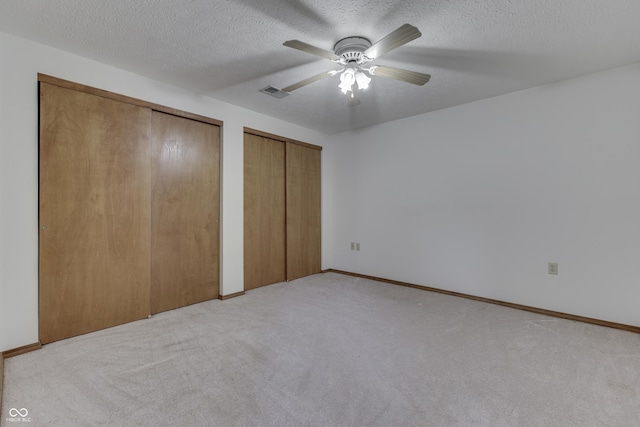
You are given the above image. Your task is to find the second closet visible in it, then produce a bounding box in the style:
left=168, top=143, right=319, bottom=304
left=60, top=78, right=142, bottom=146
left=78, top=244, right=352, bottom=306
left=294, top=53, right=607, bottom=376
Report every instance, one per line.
left=243, top=129, right=321, bottom=290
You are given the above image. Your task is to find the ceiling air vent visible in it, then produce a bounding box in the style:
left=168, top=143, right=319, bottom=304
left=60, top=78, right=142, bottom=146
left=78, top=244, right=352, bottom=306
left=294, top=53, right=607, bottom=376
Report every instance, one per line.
left=260, top=85, right=290, bottom=99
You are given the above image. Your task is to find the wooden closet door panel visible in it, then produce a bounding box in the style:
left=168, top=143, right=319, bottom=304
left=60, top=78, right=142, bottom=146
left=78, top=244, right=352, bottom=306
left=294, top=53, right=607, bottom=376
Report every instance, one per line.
left=151, top=111, right=220, bottom=314
left=286, top=143, right=321, bottom=281
left=39, top=82, right=151, bottom=344
left=243, top=133, right=286, bottom=290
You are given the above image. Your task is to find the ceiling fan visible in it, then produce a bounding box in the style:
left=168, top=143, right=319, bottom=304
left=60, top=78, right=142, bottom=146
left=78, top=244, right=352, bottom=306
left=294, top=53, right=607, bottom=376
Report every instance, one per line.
left=263, top=24, right=431, bottom=106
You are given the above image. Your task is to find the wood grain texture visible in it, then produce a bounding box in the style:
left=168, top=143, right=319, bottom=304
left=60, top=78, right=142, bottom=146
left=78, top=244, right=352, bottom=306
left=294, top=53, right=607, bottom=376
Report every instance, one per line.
left=38, top=74, right=222, bottom=126
left=1, top=342, right=42, bottom=359
left=243, top=133, right=287, bottom=290
left=39, top=83, right=151, bottom=344
left=286, top=142, right=322, bottom=281
left=151, top=111, right=220, bottom=314
left=218, top=291, right=246, bottom=300
left=243, top=127, right=322, bottom=151
left=0, top=353, right=3, bottom=409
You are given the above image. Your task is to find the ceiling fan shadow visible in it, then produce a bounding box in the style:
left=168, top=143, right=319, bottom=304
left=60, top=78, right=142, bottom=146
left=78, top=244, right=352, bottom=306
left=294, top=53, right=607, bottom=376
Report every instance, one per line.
left=230, top=0, right=331, bottom=31
left=386, top=46, right=554, bottom=80
left=370, top=1, right=407, bottom=28
left=190, top=54, right=322, bottom=92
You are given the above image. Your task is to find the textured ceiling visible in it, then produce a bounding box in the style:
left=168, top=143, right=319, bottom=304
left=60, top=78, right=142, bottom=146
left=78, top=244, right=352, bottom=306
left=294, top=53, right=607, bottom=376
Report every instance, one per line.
left=1, top=0, right=640, bottom=133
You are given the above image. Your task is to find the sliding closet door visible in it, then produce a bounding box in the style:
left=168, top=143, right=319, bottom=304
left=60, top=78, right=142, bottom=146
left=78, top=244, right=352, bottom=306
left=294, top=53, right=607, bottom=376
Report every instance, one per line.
left=243, top=133, right=286, bottom=290
left=39, top=82, right=151, bottom=344
left=286, top=142, right=322, bottom=281
left=151, top=111, right=220, bottom=313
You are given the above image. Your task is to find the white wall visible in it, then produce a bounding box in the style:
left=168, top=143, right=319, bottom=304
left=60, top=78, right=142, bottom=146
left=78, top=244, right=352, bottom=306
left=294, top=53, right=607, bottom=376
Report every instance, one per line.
left=0, top=31, right=331, bottom=352
left=329, top=63, right=640, bottom=327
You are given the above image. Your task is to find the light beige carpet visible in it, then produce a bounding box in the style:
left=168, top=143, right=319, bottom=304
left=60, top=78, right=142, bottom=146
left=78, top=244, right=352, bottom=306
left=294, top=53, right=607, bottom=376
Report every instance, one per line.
left=2, top=272, right=639, bottom=426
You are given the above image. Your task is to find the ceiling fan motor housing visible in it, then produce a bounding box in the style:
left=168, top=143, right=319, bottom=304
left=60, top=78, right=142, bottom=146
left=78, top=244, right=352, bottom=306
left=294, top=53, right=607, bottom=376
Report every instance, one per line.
left=334, top=36, right=372, bottom=64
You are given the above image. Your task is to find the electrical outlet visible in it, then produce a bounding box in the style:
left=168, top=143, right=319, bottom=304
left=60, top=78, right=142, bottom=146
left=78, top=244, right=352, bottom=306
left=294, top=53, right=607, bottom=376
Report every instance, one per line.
left=356, top=243, right=360, bottom=251
left=548, top=262, right=558, bottom=275
left=351, top=242, right=355, bottom=250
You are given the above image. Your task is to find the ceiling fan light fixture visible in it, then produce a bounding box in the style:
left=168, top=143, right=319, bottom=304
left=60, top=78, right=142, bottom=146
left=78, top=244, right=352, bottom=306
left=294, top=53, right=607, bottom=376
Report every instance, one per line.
left=355, top=70, right=371, bottom=90
left=338, top=68, right=371, bottom=94
left=339, top=68, right=356, bottom=94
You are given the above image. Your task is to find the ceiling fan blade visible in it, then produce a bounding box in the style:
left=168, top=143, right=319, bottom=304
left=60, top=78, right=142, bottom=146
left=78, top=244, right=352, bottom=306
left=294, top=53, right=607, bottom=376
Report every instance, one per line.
left=370, top=65, right=431, bottom=86
left=282, top=70, right=338, bottom=92
left=283, top=40, right=341, bottom=61
left=364, top=24, right=422, bottom=60
left=347, top=85, right=361, bottom=107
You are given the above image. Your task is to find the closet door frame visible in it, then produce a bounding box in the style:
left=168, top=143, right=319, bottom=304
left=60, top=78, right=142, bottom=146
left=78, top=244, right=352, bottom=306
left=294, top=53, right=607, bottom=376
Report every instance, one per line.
left=38, top=74, right=223, bottom=343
